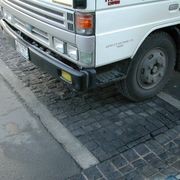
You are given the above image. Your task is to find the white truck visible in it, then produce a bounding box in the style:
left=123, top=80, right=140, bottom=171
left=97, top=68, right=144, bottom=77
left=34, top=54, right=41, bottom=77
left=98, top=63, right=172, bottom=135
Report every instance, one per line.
left=0, top=0, right=179, bottom=101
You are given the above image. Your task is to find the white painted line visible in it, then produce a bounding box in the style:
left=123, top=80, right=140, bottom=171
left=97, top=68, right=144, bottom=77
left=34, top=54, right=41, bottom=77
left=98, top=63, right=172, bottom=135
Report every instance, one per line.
left=158, top=92, right=180, bottom=110
left=0, top=60, right=99, bottom=169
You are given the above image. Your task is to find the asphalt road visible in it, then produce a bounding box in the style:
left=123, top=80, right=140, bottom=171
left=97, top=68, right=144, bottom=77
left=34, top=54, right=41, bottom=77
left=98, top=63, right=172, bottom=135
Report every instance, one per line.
left=0, top=75, right=80, bottom=180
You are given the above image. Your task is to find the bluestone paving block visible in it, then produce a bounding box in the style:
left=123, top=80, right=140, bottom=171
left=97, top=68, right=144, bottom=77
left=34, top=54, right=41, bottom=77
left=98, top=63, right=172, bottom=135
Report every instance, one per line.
left=111, top=154, right=128, bottom=169
left=83, top=166, right=102, bottom=180
left=132, top=159, right=147, bottom=168
left=134, top=144, right=150, bottom=156
left=97, top=161, right=116, bottom=177
left=122, top=149, right=139, bottom=162
left=119, top=165, right=134, bottom=175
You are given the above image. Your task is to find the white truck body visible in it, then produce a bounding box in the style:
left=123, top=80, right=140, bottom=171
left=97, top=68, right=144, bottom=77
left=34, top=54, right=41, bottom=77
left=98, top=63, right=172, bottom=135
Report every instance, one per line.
left=96, top=0, right=180, bottom=66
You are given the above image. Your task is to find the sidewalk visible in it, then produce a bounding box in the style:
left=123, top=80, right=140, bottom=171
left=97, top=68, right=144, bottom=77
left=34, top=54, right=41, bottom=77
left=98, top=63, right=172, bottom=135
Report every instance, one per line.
left=0, top=75, right=80, bottom=180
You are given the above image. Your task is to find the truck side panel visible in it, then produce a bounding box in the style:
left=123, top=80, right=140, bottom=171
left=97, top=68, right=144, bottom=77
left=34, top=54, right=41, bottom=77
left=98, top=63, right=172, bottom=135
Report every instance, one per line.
left=95, top=0, right=180, bottom=67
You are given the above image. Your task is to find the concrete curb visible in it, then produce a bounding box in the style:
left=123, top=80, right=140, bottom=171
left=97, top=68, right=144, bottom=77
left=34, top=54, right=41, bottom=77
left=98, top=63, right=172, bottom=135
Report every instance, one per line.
left=0, top=59, right=99, bottom=169
left=158, top=92, right=180, bottom=110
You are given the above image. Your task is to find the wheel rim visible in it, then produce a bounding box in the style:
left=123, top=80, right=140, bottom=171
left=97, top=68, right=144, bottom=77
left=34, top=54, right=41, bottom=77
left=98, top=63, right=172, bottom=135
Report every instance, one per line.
left=137, top=48, right=167, bottom=90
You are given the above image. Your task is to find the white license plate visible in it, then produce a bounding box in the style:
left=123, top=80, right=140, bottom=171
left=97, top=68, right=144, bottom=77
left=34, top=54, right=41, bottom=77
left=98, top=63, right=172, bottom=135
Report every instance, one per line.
left=15, top=40, right=29, bottom=60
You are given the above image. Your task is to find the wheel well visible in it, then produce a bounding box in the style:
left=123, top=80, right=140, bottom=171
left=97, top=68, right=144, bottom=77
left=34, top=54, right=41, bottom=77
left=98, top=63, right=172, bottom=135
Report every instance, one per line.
left=150, top=26, right=180, bottom=70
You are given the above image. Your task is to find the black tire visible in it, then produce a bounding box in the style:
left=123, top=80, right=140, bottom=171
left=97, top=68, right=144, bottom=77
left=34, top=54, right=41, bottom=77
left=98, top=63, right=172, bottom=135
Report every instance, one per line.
left=118, top=32, right=176, bottom=101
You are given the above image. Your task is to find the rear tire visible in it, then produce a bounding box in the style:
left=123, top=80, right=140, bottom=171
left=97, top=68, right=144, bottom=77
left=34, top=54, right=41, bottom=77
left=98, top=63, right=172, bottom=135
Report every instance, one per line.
left=118, top=32, right=176, bottom=101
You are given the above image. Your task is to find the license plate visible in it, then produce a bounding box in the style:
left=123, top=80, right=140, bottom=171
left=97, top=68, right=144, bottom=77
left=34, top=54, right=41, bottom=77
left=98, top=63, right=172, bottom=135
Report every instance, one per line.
left=15, top=40, right=29, bottom=60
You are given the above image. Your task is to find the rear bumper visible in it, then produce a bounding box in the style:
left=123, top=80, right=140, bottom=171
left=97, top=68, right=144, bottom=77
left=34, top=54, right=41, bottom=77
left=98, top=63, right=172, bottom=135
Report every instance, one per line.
left=0, top=19, right=96, bottom=90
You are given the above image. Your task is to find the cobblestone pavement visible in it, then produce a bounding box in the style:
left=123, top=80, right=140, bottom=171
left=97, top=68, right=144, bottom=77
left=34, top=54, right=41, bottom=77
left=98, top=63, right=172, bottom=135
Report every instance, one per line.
left=0, top=31, right=180, bottom=179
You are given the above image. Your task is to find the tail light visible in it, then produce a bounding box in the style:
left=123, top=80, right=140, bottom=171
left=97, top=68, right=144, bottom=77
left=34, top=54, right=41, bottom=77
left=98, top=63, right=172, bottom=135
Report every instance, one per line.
left=75, top=13, right=94, bottom=35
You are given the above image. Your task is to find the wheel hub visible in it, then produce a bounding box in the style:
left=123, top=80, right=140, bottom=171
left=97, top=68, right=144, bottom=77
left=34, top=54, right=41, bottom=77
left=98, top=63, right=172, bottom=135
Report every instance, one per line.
left=152, top=65, right=158, bottom=74
left=137, top=49, right=167, bottom=89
